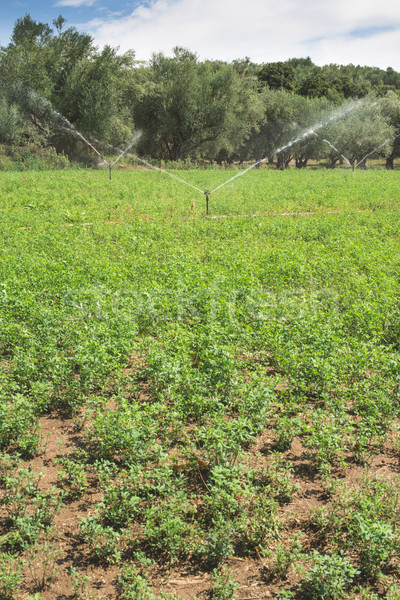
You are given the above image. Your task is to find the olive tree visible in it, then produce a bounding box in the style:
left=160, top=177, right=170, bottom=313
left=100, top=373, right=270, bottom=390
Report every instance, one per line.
left=239, top=90, right=330, bottom=169
left=132, top=47, right=263, bottom=162
left=321, top=96, right=394, bottom=168
left=379, top=90, right=400, bottom=169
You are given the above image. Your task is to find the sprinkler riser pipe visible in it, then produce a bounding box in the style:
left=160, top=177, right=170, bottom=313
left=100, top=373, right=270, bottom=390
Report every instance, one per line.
left=204, top=190, right=211, bottom=216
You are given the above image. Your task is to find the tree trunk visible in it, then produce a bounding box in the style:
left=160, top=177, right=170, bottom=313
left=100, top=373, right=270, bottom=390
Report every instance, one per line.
left=386, top=155, right=394, bottom=170
left=330, top=160, right=337, bottom=169
left=276, top=154, right=285, bottom=170
left=276, top=153, right=292, bottom=170
left=295, top=157, right=308, bottom=169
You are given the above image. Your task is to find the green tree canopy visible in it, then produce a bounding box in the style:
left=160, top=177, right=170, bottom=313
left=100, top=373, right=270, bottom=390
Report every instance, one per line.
left=0, top=14, right=136, bottom=151
left=133, top=47, right=263, bottom=161
left=321, top=96, right=394, bottom=168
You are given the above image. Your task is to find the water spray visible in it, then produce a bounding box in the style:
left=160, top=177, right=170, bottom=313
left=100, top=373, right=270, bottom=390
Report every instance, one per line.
left=107, top=132, right=144, bottom=180
left=319, top=137, right=353, bottom=169
left=208, top=101, right=360, bottom=195
left=105, top=149, right=204, bottom=195
left=318, top=130, right=400, bottom=172
left=100, top=99, right=361, bottom=214
left=355, top=131, right=400, bottom=170
left=19, top=84, right=396, bottom=213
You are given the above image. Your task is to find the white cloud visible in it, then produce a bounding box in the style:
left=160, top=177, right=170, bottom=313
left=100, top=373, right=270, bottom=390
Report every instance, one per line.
left=56, top=0, right=96, bottom=7
left=80, top=0, right=400, bottom=69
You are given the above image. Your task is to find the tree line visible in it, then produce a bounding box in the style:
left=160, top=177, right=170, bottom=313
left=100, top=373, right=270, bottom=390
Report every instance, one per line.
left=1, top=14, right=400, bottom=169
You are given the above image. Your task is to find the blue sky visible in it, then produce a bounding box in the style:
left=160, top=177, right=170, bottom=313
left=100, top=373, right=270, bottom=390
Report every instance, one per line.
left=0, top=0, right=138, bottom=46
left=1, top=0, right=400, bottom=69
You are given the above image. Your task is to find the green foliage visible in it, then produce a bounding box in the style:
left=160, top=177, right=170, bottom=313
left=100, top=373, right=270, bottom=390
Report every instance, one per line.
left=210, top=566, right=239, bottom=599
left=0, top=144, right=70, bottom=171
left=0, top=466, right=61, bottom=551
left=354, top=516, right=398, bottom=576
left=322, top=95, right=395, bottom=167
left=78, top=516, right=122, bottom=564
left=56, top=456, right=89, bottom=499
left=133, top=47, right=263, bottom=162
left=263, top=536, right=304, bottom=578
left=0, top=394, right=38, bottom=455
left=300, top=551, right=359, bottom=600
left=117, top=565, right=157, bottom=600
left=26, top=539, right=61, bottom=589
left=258, top=62, right=296, bottom=91
left=0, top=98, right=25, bottom=145
left=69, top=567, right=93, bottom=600
left=1, top=169, right=400, bottom=598
left=0, top=13, right=135, bottom=157
left=0, top=554, right=23, bottom=600
left=1, top=13, right=400, bottom=168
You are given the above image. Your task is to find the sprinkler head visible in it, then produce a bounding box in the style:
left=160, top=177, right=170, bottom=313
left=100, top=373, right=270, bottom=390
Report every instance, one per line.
left=204, top=189, right=211, bottom=196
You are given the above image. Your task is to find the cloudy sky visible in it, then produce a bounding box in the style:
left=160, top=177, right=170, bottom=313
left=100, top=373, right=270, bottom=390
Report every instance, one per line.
left=1, top=0, right=400, bottom=69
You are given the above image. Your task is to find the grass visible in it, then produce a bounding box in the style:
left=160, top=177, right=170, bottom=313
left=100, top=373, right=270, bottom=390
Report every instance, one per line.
left=1, top=167, right=400, bottom=598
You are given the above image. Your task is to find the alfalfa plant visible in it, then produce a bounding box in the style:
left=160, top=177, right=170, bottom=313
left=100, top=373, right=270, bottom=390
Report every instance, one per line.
left=353, top=516, right=399, bottom=576
left=56, top=456, right=89, bottom=500
left=116, top=565, right=156, bottom=600
left=263, top=535, right=304, bottom=578
left=299, top=551, right=359, bottom=600
left=78, top=516, right=122, bottom=564
left=0, top=553, right=23, bottom=600
left=210, top=566, right=239, bottom=600
left=69, top=566, right=100, bottom=600
left=26, top=538, right=62, bottom=590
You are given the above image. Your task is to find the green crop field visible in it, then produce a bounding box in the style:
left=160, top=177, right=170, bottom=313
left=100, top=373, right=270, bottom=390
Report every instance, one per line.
left=2, top=168, right=400, bottom=599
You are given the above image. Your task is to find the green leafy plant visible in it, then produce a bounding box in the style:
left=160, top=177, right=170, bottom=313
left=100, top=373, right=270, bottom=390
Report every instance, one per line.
left=210, top=566, right=239, bottom=600
left=353, top=516, right=399, bottom=576
left=57, top=457, right=89, bottom=499
left=26, top=539, right=62, bottom=590
left=69, top=566, right=100, bottom=600
left=117, top=565, right=157, bottom=600
left=78, top=516, right=122, bottom=564
left=0, top=553, right=23, bottom=600
left=299, top=551, right=359, bottom=600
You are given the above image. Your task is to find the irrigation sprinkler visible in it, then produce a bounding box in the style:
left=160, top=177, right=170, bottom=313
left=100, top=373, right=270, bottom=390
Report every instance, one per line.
left=204, top=190, right=211, bottom=215
left=29, top=92, right=374, bottom=211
